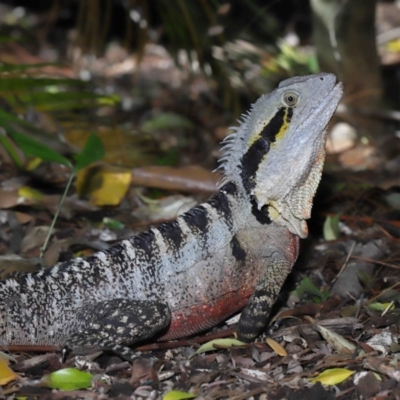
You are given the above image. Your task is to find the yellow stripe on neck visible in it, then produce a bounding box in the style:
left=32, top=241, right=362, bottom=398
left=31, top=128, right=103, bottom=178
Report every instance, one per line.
left=247, top=106, right=291, bottom=148
left=274, top=108, right=292, bottom=143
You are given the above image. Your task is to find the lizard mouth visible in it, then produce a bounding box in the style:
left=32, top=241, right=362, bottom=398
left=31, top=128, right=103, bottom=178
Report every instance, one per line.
left=327, top=81, right=344, bottom=110
left=309, top=80, right=343, bottom=130
left=292, top=79, right=343, bottom=141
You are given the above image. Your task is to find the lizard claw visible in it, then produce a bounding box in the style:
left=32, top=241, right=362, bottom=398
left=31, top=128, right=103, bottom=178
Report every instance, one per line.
left=61, top=346, right=70, bottom=363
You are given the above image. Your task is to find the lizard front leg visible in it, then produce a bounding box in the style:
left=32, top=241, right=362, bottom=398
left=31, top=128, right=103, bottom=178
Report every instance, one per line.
left=237, top=256, right=293, bottom=342
left=62, top=299, right=171, bottom=362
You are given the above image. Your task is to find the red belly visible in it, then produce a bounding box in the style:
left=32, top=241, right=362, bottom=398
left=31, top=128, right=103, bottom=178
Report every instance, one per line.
left=158, top=287, right=254, bottom=341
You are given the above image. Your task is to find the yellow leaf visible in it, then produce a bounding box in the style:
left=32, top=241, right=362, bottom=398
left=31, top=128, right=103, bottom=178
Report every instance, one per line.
left=26, top=157, right=42, bottom=171
left=0, top=359, right=18, bottom=386
left=76, top=165, right=131, bottom=206
left=310, top=368, right=355, bottom=385
left=386, top=39, right=400, bottom=52
left=163, top=390, right=196, bottom=400
left=266, top=338, right=287, bottom=356
left=18, top=186, right=44, bottom=201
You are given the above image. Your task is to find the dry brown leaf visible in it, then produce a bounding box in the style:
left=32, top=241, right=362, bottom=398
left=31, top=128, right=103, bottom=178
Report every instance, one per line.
left=0, top=189, right=20, bottom=209
left=15, top=211, right=34, bottom=225
left=314, top=325, right=356, bottom=355
left=20, top=226, right=53, bottom=254
left=43, top=238, right=76, bottom=267
left=266, top=338, right=288, bottom=356
left=364, top=357, right=400, bottom=382
left=132, top=194, right=197, bottom=221
left=131, top=165, right=219, bottom=194
left=0, top=255, right=38, bottom=280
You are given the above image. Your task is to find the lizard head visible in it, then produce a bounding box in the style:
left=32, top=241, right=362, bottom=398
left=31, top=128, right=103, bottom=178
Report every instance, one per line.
left=218, top=73, right=343, bottom=238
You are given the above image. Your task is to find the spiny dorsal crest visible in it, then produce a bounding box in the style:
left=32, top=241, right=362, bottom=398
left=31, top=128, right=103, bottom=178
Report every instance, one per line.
left=217, top=73, right=343, bottom=235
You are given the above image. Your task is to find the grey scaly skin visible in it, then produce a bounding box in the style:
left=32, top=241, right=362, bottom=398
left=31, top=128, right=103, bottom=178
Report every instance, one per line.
left=0, top=73, right=343, bottom=361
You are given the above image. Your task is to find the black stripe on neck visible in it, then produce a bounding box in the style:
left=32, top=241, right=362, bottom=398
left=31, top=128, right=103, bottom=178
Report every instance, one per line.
left=240, top=107, right=289, bottom=195
left=208, top=182, right=236, bottom=229
left=240, top=137, right=270, bottom=194
left=220, top=181, right=238, bottom=196
left=251, top=197, right=271, bottom=225
left=259, top=107, right=286, bottom=143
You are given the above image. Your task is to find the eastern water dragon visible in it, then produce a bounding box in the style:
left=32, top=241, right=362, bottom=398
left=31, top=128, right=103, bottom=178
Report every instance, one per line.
left=0, top=73, right=343, bottom=361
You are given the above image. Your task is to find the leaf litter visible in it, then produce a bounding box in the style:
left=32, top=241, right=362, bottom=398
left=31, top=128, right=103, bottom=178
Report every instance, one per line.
left=1, top=16, right=400, bottom=400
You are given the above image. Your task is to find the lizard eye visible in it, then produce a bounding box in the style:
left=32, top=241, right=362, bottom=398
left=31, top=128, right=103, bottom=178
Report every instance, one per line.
left=282, top=92, right=299, bottom=107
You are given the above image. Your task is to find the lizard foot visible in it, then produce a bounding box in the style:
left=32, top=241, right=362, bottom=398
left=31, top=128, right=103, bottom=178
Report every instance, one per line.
left=62, top=298, right=171, bottom=362
left=237, top=258, right=292, bottom=342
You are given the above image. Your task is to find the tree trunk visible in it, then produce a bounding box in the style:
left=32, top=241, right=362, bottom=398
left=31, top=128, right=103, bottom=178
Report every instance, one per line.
left=311, top=0, right=399, bottom=158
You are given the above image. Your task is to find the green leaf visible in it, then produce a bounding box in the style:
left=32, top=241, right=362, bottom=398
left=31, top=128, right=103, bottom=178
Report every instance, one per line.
left=8, top=130, right=71, bottom=168
left=357, top=270, right=375, bottom=291
left=73, top=133, right=105, bottom=173
left=292, top=277, right=330, bottom=301
left=156, top=148, right=180, bottom=166
left=367, top=302, right=395, bottom=312
left=323, top=215, right=340, bottom=241
left=0, top=133, right=23, bottom=168
left=0, top=77, right=85, bottom=91
left=0, top=106, right=50, bottom=131
left=193, top=338, right=245, bottom=357
left=102, top=217, right=125, bottom=230
left=142, top=112, right=193, bottom=133
left=46, top=368, right=93, bottom=391
left=163, top=390, right=196, bottom=400
left=0, top=62, right=60, bottom=73
left=307, top=55, right=319, bottom=74
left=0, top=107, right=70, bottom=168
